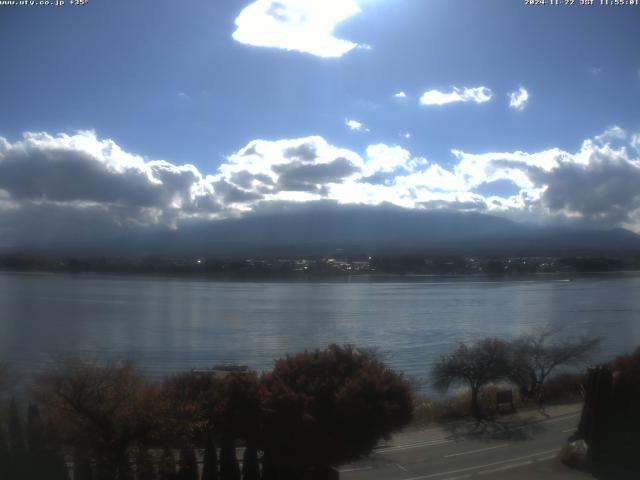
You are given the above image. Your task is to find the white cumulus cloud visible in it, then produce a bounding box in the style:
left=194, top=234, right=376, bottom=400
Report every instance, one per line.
left=393, top=91, right=407, bottom=99
left=345, top=119, right=368, bottom=132
left=3, top=127, right=640, bottom=246
left=508, top=87, right=529, bottom=111
left=0, top=130, right=223, bottom=244
left=232, top=0, right=363, bottom=58
left=419, top=86, right=493, bottom=106
left=631, top=134, right=640, bottom=154
left=595, top=125, right=627, bottom=144
left=217, top=136, right=364, bottom=202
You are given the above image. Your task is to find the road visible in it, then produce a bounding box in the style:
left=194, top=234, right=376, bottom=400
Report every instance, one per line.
left=340, top=404, right=590, bottom=480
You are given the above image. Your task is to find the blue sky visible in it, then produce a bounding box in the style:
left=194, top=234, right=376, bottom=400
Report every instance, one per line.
left=0, top=0, right=639, bottom=244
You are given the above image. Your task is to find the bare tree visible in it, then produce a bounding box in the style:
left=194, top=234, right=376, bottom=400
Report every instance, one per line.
left=32, top=360, right=162, bottom=479
left=0, top=362, right=9, bottom=397
left=509, top=327, right=600, bottom=407
left=158, top=370, right=218, bottom=443
left=432, top=338, right=512, bottom=419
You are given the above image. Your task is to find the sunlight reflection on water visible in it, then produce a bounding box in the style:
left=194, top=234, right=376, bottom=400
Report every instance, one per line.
left=1, top=272, right=639, bottom=391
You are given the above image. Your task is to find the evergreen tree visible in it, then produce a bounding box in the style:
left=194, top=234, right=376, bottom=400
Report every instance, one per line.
left=94, top=454, right=112, bottom=480
left=0, top=422, right=7, bottom=452
left=260, top=451, right=277, bottom=480
left=27, top=404, right=46, bottom=453
left=44, top=421, right=70, bottom=480
left=0, top=423, right=9, bottom=480
left=47, top=447, right=71, bottom=480
left=219, top=433, right=240, bottom=480
left=119, top=452, right=135, bottom=480
left=241, top=444, right=259, bottom=480
left=159, top=448, right=177, bottom=480
left=27, top=404, right=48, bottom=480
left=135, top=447, right=156, bottom=480
left=178, top=447, right=198, bottom=480
left=9, top=398, right=26, bottom=453
left=201, top=431, right=218, bottom=480
left=8, top=398, right=27, bottom=479
left=73, top=446, right=93, bottom=480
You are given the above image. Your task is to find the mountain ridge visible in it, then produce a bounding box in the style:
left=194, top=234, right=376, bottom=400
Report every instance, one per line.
left=9, top=206, right=640, bottom=258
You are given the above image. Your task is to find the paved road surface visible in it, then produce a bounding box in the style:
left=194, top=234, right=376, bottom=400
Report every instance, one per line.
left=340, top=404, right=590, bottom=480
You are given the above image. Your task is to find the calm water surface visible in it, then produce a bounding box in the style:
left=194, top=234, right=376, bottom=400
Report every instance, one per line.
left=1, top=272, right=639, bottom=386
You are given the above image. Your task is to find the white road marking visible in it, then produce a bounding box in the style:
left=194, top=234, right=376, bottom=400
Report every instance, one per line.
left=376, top=439, right=454, bottom=453
left=541, top=413, right=580, bottom=424
left=536, top=454, right=558, bottom=461
left=479, top=452, right=558, bottom=475
left=338, top=466, right=373, bottom=473
left=562, top=428, right=576, bottom=433
left=478, top=460, right=533, bottom=475
left=402, top=448, right=561, bottom=480
left=444, top=443, right=509, bottom=458
left=397, top=463, right=409, bottom=472
left=508, top=411, right=580, bottom=431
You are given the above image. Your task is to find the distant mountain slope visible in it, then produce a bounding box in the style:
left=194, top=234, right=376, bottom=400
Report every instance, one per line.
left=20, top=205, right=640, bottom=257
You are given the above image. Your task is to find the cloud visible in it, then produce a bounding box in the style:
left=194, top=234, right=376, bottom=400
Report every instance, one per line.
left=217, top=136, right=365, bottom=203
left=529, top=139, right=640, bottom=227
left=449, top=129, right=640, bottom=229
left=345, top=119, right=368, bottom=132
left=211, top=179, right=264, bottom=205
left=631, top=134, right=640, bottom=155
left=595, top=125, right=626, bottom=144
left=537, top=160, right=640, bottom=226
left=274, top=157, right=359, bottom=194
left=0, top=131, right=222, bottom=242
left=508, top=87, right=529, bottom=111
left=232, top=0, right=363, bottom=58
left=419, top=86, right=493, bottom=106
left=363, top=144, right=416, bottom=176
left=0, top=131, right=219, bottom=211
left=2, top=127, right=640, bottom=248
left=393, top=91, right=407, bottom=99
left=420, top=198, right=488, bottom=212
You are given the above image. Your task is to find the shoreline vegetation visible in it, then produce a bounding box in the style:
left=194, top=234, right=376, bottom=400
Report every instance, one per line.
left=1, top=334, right=618, bottom=480
left=0, top=345, right=414, bottom=480
left=1, top=253, right=640, bottom=279
left=411, top=372, right=585, bottom=429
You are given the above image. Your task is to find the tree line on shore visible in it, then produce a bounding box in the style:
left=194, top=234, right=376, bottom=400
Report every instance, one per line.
left=432, top=329, right=600, bottom=419
left=0, top=331, right=602, bottom=480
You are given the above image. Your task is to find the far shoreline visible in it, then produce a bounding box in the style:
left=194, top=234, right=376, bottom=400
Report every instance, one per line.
left=1, top=267, right=640, bottom=284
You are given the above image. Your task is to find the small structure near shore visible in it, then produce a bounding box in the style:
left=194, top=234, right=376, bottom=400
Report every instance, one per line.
left=496, top=389, right=516, bottom=413
left=191, top=364, right=249, bottom=378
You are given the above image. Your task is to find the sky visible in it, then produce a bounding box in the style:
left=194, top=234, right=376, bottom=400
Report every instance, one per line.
left=0, top=0, right=639, bottom=246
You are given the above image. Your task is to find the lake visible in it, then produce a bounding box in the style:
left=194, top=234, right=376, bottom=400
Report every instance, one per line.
left=1, top=271, right=639, bottom=389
